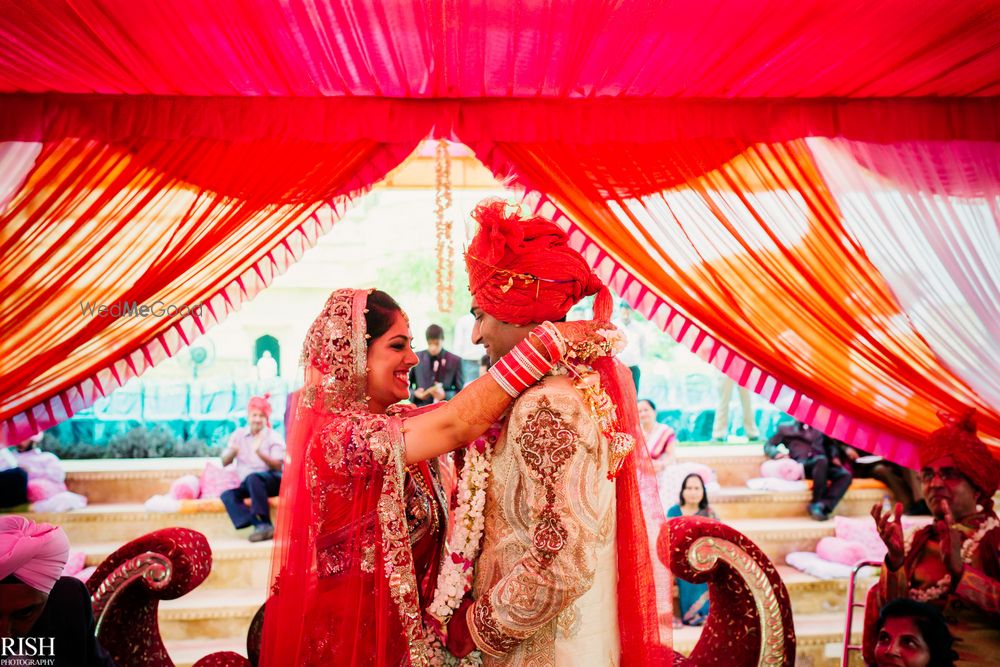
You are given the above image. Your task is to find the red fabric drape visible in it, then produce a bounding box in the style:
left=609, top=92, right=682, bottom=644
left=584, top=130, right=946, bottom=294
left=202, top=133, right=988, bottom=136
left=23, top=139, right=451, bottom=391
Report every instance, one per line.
left=1, top=0, right=998, bottom=457
left=471, top=140, right=1000, bottom=464
left=0, top=133, right=423, bottom=444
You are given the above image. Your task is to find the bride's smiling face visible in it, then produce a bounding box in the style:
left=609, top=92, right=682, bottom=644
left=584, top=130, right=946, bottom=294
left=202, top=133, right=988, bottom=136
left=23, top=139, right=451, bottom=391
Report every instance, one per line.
left=366, top=312, right=418, bottom=413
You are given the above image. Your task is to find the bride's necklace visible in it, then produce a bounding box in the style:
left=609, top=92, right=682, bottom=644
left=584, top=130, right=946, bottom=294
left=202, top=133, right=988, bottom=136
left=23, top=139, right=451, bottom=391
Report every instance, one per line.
left=407, top=464, right=442, bottom=535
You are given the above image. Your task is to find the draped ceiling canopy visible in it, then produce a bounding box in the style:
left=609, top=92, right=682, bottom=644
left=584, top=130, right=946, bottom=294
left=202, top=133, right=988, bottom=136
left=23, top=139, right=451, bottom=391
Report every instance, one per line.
left=0, top=0, right=998, bottom=466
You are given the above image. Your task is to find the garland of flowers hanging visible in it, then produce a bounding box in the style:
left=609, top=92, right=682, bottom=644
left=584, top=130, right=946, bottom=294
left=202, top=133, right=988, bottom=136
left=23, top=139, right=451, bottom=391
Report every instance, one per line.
left=435, top=139, right=454, bottom=312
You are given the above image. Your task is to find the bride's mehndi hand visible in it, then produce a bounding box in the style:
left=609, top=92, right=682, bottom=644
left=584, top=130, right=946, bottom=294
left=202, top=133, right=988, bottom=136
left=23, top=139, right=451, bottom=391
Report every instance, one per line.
left=549, top=320, right=619, bottom=363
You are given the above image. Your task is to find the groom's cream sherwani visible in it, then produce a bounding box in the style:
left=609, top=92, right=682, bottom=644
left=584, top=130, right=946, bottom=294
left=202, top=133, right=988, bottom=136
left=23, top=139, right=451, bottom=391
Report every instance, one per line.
left=469, top=373, right=620, bottom=666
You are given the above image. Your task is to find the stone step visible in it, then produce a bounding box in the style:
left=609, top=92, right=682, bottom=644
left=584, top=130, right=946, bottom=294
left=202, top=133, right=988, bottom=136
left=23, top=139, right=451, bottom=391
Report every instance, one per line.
left=158, top=588, right=264, bottom=642
left=724, top=518, right=836, bottom=563
left=777, top=565, right=853, bottom=616
left=159, top=587, right=859, bottom=663
left=79, top=538, right=272, bottom=590
left=59, top=450, right=769, bottom=505
left=676, top=445, right=767, bottom=487
left=11, top=503, right=257, bottom=543
left=778, top=565, right=881, bottom=618
left=710, top=486, right=887, bottom=520
left=63, top=458, right=212, bottom=504
left=673, top=611, right=861, bottom=667
left=18, top=479, right=887, bottom=549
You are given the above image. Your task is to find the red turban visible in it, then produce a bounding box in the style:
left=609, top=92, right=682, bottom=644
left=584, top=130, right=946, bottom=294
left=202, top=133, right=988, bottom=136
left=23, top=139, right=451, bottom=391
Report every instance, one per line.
left=465, top=199, right=608, bottom=325
left=248, top=394, right=273, bottom=424
left=921, top=409, right=1000, bottom=497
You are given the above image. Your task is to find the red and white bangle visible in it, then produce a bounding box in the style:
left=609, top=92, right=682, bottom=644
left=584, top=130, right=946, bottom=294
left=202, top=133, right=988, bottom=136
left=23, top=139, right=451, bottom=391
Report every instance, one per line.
left=488, top=325, right=562, bottom=398
left=534, top=321, right=565, bottom=363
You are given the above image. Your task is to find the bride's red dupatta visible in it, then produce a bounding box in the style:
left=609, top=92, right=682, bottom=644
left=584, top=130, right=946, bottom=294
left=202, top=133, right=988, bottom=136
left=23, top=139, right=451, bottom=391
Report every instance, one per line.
left=259, top=288, right=439, bottom=666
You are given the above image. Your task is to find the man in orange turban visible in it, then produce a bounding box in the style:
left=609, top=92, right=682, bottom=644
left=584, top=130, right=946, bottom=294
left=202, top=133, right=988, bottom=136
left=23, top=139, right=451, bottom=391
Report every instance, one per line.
left=871, top=410, right=1000, bottom=664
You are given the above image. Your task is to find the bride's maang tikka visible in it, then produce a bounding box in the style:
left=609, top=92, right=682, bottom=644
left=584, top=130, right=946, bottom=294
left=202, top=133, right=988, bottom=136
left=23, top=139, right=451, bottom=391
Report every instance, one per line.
left=300, top=288, right=373, bottom=411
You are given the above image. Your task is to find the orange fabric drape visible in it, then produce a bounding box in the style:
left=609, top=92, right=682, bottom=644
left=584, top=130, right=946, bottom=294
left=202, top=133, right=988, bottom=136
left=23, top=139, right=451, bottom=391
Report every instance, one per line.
left=0, top=135, right=421, bottom=444
left=472, top=139, right=999, bottom=464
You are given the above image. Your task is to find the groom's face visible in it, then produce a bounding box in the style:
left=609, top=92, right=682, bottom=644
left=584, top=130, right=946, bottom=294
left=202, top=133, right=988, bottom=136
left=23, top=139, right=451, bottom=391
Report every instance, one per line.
left=470, top=298, right=536, bottom=364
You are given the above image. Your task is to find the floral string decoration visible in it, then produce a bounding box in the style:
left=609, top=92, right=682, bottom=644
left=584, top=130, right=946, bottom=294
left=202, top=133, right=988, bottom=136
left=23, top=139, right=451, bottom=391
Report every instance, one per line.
left=908, top=516, right=999, bottom=603
left=435, top=138, right=454, bottom=312
left=426, top=426, right=499, bottom=666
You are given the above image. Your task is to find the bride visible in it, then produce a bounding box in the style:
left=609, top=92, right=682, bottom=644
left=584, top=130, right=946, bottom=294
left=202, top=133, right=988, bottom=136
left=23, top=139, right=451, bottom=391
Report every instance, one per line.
left=260, top=288, right=608, bottom=666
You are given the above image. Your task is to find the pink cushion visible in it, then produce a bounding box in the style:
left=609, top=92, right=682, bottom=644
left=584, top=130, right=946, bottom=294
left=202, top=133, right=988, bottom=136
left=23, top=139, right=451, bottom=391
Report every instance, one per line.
left=833, top=516, right=889, bottom=561
left=63, top=550, right=87, bottom=577
left=26, top=478, right=66, bottom=502
left=170, top=475, right=200, bottom=500
left=815, top=536, right=868, bottom=566
left=759, top=458, right=804, bottom=481
left=199, top=462, right=240, bottom=499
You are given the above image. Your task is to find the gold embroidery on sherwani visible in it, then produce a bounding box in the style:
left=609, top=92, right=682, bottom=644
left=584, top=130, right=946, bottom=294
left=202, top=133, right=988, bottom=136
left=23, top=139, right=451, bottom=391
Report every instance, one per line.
left=557, top=603, right=580, bottom=639
left=518, top=396, right=575, bottom=563
left=472, top=377, right=619, bottom=666
left=471, top=595, right=522, bottom=656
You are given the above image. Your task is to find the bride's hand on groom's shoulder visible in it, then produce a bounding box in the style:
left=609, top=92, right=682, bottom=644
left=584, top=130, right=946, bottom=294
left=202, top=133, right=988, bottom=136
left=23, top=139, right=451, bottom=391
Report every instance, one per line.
left=551, top=319, right=623, bottom=362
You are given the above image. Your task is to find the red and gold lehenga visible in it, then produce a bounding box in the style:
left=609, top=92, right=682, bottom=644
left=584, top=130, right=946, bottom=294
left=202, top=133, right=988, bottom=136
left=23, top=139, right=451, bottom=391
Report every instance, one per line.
left=260, top=288, right=446, bottom=666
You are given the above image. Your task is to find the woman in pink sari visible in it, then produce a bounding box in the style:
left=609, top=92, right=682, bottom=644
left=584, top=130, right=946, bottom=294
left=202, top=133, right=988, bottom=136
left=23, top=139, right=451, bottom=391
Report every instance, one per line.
left=260, top=288, right=607, bottom=666
left=638, top=398, right=677, bottom=464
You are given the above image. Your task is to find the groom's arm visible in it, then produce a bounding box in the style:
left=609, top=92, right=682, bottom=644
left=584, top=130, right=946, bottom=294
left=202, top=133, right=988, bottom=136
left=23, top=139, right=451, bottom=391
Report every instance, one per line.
left=467, top=381, right=610, bottom=658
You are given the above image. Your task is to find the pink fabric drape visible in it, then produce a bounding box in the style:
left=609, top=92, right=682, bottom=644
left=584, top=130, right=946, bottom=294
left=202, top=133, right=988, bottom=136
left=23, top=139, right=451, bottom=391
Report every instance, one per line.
left=2, top=1, right=997, bottom=97
left=0, top=141, right=41, bottom=210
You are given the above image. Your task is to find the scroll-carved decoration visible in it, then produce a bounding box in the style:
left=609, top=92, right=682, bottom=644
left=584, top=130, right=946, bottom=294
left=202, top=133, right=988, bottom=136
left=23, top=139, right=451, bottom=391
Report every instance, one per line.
left=687, top=536, right=785, bottom=667
left=91, top=550, right=173, bottom=635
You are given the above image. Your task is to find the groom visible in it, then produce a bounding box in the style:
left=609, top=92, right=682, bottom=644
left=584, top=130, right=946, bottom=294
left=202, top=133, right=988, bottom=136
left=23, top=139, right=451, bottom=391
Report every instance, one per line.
left=446, top=199, right=622, bottom=665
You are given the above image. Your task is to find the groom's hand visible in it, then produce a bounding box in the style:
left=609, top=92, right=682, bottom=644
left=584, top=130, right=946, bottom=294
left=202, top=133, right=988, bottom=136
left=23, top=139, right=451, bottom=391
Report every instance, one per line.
left=445, top=594, right=477, bottom=658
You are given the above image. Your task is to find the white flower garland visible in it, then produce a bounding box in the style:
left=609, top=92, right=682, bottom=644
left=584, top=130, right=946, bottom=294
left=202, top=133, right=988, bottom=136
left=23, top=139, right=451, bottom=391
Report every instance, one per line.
left=427, top=432, right=496, bottom=666
left=909, top=516, right=999, bottom=603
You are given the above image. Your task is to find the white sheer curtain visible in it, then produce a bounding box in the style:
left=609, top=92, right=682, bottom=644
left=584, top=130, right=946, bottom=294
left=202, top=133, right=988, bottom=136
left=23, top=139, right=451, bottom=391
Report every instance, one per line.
left=809, top=138, right=1000, bottom=414
left=0, top=141, right=41, bottom=213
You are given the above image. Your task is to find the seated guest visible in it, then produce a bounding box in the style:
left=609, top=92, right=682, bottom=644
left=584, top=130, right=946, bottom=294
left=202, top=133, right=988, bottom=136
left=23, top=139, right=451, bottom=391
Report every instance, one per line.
left=409, top=324, right=464, bottom=406
left=0, top=516, right=115, bottom=666
left=836, top=441, right=929, bottom=515
left=872, top=410, right=1000, bottom=664
left=638, top=398, right=677, bottom=465
left=666, top=473, right=718, bottom=626
left=0, top=446, right=28, bottom=509
left=13, top=432, right=88, bottom=512
left=220, top=395, right=285, bottom=542
left=766, top=420, right=852, bottom=521
left=871, top=598, right=957, bottom=667
left=12, top=433, right=62, bottom=485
